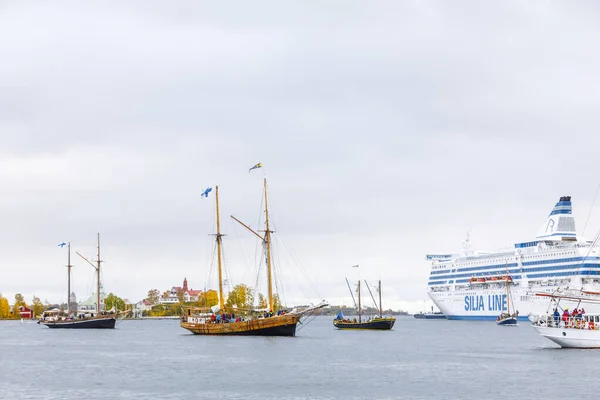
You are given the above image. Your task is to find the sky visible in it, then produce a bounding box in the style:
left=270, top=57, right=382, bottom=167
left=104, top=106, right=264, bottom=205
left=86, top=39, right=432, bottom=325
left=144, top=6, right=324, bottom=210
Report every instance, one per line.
left=1, top=1, right=600, bottom=313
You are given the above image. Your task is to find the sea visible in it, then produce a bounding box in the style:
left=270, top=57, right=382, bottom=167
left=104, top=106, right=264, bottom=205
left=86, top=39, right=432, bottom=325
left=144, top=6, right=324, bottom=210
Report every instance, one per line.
left=1, top=316, right=598, bottom=400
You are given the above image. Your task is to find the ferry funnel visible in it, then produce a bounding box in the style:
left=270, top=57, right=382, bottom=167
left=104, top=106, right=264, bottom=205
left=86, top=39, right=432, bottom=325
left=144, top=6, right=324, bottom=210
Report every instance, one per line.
left=535, top=196, right=576, bottom=240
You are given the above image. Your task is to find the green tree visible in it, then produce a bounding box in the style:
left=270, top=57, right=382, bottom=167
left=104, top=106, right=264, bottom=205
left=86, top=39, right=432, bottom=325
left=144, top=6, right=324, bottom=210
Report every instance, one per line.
left=272, top=293, right=282, bottom=313
left=257, top=293, right=268, bottom=309
left=0, top=294, right=10, bottom=319
left=147, top=289, right=160, bottom=304
left=104, top=293, right=126, bottom=312
left=197, top=290, right=219, bottom=308
left=12, top=293, right=26, bottom=319
left=225, top=284, right=254, bottom=312
left=176, top=288, right=185, bottom=304
left=31, top=296, right=44, bottom=318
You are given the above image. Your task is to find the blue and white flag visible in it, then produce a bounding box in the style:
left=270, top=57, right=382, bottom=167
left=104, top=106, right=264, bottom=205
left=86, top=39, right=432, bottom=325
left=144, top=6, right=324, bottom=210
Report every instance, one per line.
left=58, top=242, right=67, bottom=248
left=201, top=187, right=212, bottom=198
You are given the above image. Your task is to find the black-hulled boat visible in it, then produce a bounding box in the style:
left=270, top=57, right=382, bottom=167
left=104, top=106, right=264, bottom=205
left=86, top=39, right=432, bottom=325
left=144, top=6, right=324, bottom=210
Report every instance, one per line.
left=333, top=277, right=396, bottom=330
left=39, top=234, right=121, bottom=330
left=414, top=306, right=446, bottom=319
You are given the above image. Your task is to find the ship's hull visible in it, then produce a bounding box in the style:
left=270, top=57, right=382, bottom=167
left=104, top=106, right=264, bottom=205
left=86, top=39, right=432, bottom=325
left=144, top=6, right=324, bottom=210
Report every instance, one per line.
left=429, top=285, right=600, bottom=320
left=533, top=325, right=600, bottom=348
left=180, top=314, right=300, bottom=336
left=496, top=317, right=518, bottom=325
left=333, top=318, right=396, bottom=330
left=414, top=313, right=446, bottom=320
left=40, top=316, right=116, bottom=329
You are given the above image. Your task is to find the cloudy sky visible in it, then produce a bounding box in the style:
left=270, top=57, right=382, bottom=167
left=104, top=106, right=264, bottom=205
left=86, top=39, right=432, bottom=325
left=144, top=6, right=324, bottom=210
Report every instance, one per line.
left=1, top=1, right=600, bottom=312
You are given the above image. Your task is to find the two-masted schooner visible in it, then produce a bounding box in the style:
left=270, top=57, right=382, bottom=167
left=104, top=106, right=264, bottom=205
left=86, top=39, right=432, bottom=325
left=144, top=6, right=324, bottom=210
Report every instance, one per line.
left=333, top=276, right=396, bottom=330
left=180, top=179, right=327, bottom=336
left=39, top=234, right=120, bottom=329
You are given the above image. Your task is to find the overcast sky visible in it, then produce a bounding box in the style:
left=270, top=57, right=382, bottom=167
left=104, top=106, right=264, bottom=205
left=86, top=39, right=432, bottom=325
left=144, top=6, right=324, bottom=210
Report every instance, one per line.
left=1, top=1, right=600, bottom=312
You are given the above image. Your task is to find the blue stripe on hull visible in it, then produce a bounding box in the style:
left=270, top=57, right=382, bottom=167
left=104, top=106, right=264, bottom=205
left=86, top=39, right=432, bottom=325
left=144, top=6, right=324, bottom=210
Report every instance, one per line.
left=445, top=315, right=529, bottom=321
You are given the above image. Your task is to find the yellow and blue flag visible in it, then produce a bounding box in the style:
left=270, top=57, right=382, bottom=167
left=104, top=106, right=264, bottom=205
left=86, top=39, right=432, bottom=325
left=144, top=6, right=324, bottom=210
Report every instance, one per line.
left=248, top=162, right=262, bottom=173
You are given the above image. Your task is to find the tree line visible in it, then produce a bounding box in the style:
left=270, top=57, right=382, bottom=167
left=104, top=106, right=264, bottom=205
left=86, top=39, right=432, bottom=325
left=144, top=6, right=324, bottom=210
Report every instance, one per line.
left=0, top=292, right=129, bottom=320
left=142, top=284, right=282, bottom=317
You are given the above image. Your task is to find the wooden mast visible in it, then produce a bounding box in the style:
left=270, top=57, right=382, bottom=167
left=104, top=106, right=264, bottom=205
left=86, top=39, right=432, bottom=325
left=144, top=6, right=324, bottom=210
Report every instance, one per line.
left=357, top=280, right=362, bottom=323
left=215, top=186, right=225, bottom=311
left=96, top=233, right=101, bottom=314
left=505, top=262, right=510, bottom=315
left=67, top=242, right=72, bottom=315
left=378, top=279, right=383, bottom=318
left=263, top=178, right=274, bottom=312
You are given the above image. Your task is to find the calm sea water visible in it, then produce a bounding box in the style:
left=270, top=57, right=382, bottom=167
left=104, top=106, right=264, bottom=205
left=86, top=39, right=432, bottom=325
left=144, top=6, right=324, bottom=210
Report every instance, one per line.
left=0, top=316, right=598, bottom=400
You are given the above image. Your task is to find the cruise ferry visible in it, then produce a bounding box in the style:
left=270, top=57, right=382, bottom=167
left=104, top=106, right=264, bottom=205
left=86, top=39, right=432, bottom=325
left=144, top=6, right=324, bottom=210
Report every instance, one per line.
left=427, top=196, right=600, bottom=320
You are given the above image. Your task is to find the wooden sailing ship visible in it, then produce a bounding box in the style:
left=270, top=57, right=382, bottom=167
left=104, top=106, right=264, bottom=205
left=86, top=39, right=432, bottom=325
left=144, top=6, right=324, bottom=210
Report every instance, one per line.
left=496, top=264, right=518, bottom=326
left=333, top=276, right=396, bottom=330
left=39, top=234, right=121, bottom=329
left=180, top=179, right=326, bottom=336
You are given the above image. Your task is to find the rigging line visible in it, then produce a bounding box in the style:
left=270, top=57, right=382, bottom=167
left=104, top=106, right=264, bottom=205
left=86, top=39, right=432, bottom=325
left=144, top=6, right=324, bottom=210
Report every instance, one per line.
left=583, top=183, right=600, bottom=238
left=268, top=216, right=320, bottom=300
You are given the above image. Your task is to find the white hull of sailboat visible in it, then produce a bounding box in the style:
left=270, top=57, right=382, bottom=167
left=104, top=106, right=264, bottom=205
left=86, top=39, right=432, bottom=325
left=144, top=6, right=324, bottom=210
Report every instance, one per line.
left=533, top=325, right=600, bottom=348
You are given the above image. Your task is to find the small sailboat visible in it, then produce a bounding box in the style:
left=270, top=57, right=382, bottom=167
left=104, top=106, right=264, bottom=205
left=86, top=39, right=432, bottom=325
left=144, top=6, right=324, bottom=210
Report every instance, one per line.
left=496, top=264, right=518, bottom=326
left=180, top=180, right=327, bottom=336
left=39, top=234, right=125, bottom=329
left=333, top=276, right=396, bottom=330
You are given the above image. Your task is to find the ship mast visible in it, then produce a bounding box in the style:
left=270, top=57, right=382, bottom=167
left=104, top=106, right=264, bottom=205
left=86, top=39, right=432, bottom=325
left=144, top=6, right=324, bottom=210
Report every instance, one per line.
left=357, top=280, right=362, bottom=323
left=263, top=178, right=274, bottom=311
left=379, top=279, right=383, bottom=318
left=215, top=186, right=225, bottom=311
left=97, top=233, right=101, bottom=314
left=67, top=242, right=72, bottom=315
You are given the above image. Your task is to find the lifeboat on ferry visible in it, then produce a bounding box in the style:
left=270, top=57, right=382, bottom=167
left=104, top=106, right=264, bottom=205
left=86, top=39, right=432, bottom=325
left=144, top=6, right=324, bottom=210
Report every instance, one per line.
left=476, top=278, right=485, bottom=283
left=469, top=277, right=477, bottom=283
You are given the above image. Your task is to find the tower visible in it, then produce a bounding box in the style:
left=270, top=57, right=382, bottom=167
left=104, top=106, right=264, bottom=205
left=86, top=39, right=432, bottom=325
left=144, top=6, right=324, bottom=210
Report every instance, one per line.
left=183, top=277, right=188, bottom=293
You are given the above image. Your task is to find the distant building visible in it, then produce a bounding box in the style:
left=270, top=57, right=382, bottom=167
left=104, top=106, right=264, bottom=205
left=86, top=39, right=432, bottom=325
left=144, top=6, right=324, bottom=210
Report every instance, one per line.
left=159, top=278, right=202, bottom=304
left=78, top=284, right=106, bottom=311
left=69, top=292, right=77, bottom=313
left=133, top=300, right=153, bottom=317
left=18, top=306, right=33, bottom=319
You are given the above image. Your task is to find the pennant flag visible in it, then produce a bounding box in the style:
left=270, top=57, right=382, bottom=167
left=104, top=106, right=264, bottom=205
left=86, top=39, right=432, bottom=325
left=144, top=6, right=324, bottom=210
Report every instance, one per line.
left=201, top=187, right=212, bottom=198
left=248, top=162, right=262, bottom=173
left=352, top=265, right=359, bottom=268
left=336, top=311, right=344, bottom=320
left=58, top=242, right=67, bottom=248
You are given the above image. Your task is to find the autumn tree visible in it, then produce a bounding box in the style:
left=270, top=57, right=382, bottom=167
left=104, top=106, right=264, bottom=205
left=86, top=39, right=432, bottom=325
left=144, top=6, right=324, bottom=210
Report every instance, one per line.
left=0, top=294, right=10, bottom=319
left=272, top=293, right=282, bottom=313
left=12, top=293, right=26, bottom=319
left=225, top=284, right=254, bottom=311
left=104, top=293, right=126, bottom=312
left=147, top=289, right=160, bottom=304
left=31, top=296, right=44, bottom=318
left=257, top=293, right=268, bottom=309
left=176, top=288, right=185, bottom=304
left=197, top=290, right=219, bottom=308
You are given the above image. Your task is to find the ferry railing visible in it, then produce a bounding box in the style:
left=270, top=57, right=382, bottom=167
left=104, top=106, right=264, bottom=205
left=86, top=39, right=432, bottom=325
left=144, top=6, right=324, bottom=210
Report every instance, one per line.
left=534, top=315, right=599, bottom=330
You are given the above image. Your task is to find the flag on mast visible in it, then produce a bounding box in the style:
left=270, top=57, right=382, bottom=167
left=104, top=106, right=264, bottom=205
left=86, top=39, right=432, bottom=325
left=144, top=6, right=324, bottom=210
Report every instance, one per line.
left=58, top=242, right=67, bottom=248
left=248, top=162, right=263, bottom=173
left=201, top=187, right=212, bottom=198
left=352, top=265, right=359, bottom=268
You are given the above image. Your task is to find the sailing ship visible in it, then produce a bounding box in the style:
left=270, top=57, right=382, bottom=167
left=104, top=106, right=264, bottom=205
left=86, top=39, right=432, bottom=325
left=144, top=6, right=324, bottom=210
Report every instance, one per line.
left=530, top=290, right=600, bottom=348
left=496, top=264, right=518, bottom=325
left=333, top=276, right=396, bottom=330
left=180, top=180, right=327, bottom=336
left=39, top=234, right=121, bottom=329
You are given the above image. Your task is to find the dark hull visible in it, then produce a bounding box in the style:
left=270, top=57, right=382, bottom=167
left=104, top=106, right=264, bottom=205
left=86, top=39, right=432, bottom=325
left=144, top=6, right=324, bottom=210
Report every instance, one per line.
left=196, top=323, right=297, bottom=336
left=40, top=317, right=116, bottom=329
left=333, top=318, right=395, bottom=330
left=414, top=313, right=446, bottom=320
left=496, top=317, right=518, bottom=326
